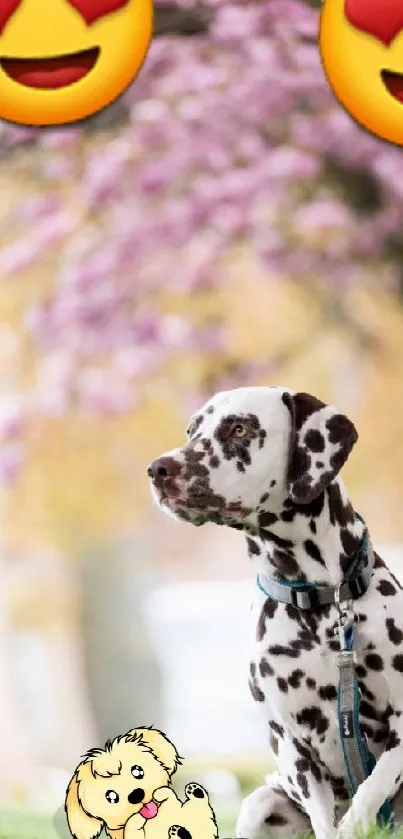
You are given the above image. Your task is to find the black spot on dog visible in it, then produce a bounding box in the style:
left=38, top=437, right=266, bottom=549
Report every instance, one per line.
left=386, top=618, right=403, bottom=646
left=288, top=669, right=304, bottom=689
left=326, top=414, right=358, bottom=447
left=365, top=653, right=384, bottom=671
left=269, top=645, right=301, bottom=659
left=386, top=731, right=401, bottom=751
left=270, top=480, right=277, bottom=487
left=319, top=685, right=337, bottom=701
left=340, top=528, right=360, bottom=558
left=260, top=657, right=274, bottom=678
left=304, top=539, right=326, bottom=567
left=259, top=511, right=278, bottom=527
left=296, top=706, right=329, bottom=736
left=310, top=520, right=317, bottom=534
left=269, top=720, right=285, bottom=738
left=206, top=405, right=214, bottom=414
left=209, top=455, right=220, bottom=468
left=259, top=429, right=267, bottom=449
left=257, top=599, right=278, bottom=641
left=249, top=678, right=265, bottom=702
left=277, top=677, right=288, bottom=693
left=378, top=579, right=397, bottom=596
left=291, top=492, right=325, bottom=520
left=260, top=492, right=270, bottom=503
left=316, top=461, right=324, bottom=468
left=306, top=677, right=316, bottom=689
left=272, top=550, right=300, bottom=578
left=357, top=681, right=375, bottom=701
left=327, top=483, right=355, bottom=527
left=305, top=430, right=325, bottom=452
left=247, top=537, right=261, bottom=557
left=393, top=655, right=403, bottom=673
left=296, top=772, right=310, bottom=799
left=281, top=509, right=296, bottom=523
left=187, top=415, right=204, bottom=437
left=330, top=775, right=349, bottom=801
left=360, top=701, right=378, bottom=721
left=269, top=732, right=279, bottom=755
left=355, top=665, right=367, bottom=678
left=260, top=530, right=294, bottom=550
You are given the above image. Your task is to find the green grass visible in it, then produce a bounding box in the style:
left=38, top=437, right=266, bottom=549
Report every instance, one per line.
left=0, top=809, right=238, bottom=839
left=2, top=810, right=403, bottom=839
left=0, top=810, right=59, bottom=839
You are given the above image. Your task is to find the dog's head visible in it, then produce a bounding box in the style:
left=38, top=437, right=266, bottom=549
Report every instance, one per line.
left=65, top=727, right=181, bottom=839
left=148, top=387, right=358, bottom=528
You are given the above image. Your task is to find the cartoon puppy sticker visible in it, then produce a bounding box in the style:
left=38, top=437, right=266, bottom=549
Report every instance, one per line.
left=65, top=726, right=218, bottom=839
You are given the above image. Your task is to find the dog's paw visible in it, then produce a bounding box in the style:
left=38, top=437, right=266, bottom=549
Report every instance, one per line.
left=169, top=827, right=192, bottom=839
left=236, top=785, right=310, bottom=839
left=184, top=783, right=207, bottom=800
left=153, top=786, right=178, bottom=804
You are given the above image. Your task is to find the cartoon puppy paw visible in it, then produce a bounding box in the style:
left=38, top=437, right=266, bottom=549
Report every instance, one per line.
left=184, top=783, right=207, bottom=800
left=153, top=786, right=180, bottom=804
left=169, top=827, right=192, bottom=839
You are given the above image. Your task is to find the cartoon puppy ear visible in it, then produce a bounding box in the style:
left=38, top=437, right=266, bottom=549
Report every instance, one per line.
left=65, top=771, right=104, bottom=839
left=282, top=391, right=358, bottom=505
left=128, top=727, right=182, bottom=776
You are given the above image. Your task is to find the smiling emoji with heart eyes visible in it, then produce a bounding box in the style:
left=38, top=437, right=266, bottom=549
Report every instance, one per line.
left=320, top=0, right=403, bottom=146
left=0, top=0, right=153, bottom=126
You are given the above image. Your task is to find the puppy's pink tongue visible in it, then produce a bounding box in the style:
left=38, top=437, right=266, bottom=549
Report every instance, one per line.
left=139, top=801, right=158, bottom=819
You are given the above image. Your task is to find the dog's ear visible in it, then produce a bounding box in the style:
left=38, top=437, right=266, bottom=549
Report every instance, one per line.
left=127, top=727, right=182, bottom=777
left=65, top=770, right=104, bottom=839
left=282, top=391, right=358, bottom=505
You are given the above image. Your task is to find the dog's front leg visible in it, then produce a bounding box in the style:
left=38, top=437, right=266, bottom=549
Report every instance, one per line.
left=124, top=813, right=146, bottom=839
left=336, top=713, right=403, bottom=839
left=237, top=738, right=336, bottom=839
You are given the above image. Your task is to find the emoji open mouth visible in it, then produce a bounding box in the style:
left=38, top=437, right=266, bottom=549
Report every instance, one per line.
left=381, top=69, right=403, bottom=104
left=1, top=47, right=99, bottom=90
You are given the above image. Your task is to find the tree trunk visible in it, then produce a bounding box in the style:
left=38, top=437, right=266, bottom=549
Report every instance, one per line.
left=79, top=537, right=163, bottom=743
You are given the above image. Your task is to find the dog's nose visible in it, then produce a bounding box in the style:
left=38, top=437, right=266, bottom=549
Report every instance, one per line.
left=128, top=787, right=145, bottom=805
left=147, top=456, right=181, bottom=487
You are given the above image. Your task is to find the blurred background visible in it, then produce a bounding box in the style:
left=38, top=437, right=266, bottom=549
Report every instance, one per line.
left=1, top=0, right=403, bottom=834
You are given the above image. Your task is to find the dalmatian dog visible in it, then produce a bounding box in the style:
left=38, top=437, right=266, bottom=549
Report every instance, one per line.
left=147, top=387, right=403, bottom=839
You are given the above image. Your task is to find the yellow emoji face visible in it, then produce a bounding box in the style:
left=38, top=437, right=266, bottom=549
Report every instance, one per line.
left=0, top=0, right=153, bottom=126
left=320, top=0, right=403, bottom=146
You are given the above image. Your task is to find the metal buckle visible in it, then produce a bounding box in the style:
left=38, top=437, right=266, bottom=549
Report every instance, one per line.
left=290, top=585, right=320, bottom=610
left=335, top=583, right=355, bottom=649
left=338, top=648, right=357, bottom=666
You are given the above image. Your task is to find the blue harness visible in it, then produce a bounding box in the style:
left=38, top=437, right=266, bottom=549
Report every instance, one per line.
left=257, top=516, right=394, bottom=829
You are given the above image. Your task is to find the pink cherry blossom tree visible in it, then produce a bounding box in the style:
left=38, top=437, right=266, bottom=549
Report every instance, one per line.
left=1, top=0, right=402, bottom=482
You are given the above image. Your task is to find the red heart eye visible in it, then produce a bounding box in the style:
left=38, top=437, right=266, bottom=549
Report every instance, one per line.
left=345, top=0, right=403, bottom=47
left=68, top=0, right=131, bottom=25
left=0, top=0, right=22, bottom=33
left=0, top=0, right=131, bottom=33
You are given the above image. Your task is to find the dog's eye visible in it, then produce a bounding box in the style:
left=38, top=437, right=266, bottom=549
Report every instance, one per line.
left=106, top=790, right=119, bottom=803
left=131, top=765, right=144, bottom=779
left=233, top=423, right=247, bottom=438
